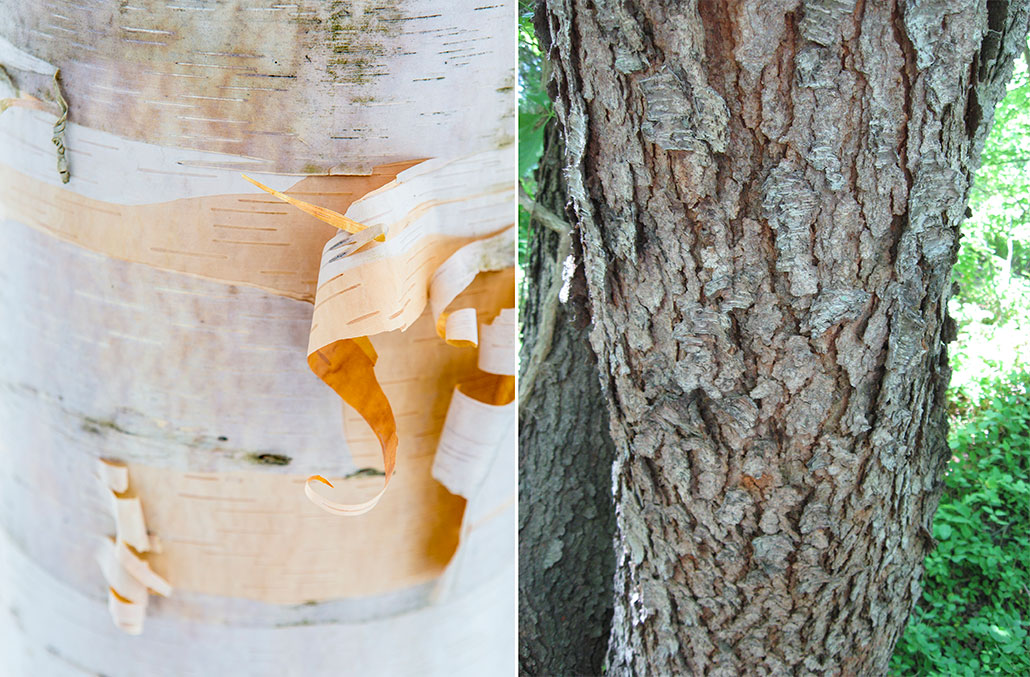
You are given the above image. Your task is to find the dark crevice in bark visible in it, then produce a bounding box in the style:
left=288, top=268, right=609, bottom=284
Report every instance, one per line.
left=891, top=4, right=917, bottom=194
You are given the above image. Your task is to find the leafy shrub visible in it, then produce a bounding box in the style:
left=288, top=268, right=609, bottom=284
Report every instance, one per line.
left=892, top=372, right=1030, bottom=675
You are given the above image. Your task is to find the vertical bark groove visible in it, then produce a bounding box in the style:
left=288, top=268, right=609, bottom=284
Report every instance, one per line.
left=540, top=0, right=1029, bottom=674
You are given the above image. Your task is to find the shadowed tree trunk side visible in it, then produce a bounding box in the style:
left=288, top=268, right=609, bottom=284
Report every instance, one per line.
left=518, top=115, right=616, bottom=676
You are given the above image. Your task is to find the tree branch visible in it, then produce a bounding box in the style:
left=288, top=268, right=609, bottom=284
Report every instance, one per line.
left=519, top=184, right=570, bottom=235
left=519, top=228, right=570, bottom=411
left=518, top=187, right=572, bottom=412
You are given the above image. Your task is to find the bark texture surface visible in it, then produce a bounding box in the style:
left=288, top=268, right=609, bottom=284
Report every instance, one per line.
left=518, top=118, right=616, bottom=676
left=540, top=0, right=1030, bottom=674
left=0, top=0, right=513, bottom=173
left=0, top=3, right=516, bottom=674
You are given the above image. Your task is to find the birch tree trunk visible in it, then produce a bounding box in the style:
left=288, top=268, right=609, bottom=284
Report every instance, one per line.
left=0, top=2, right=515, bottom=675
left=538, top=0, right=1030, bottom=674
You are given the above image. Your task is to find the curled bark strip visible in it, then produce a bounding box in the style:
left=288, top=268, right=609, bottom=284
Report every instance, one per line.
left=242, top=174, right=373, bottom=237
left=304, top=338, right=399, bottom=516
left=304, top=474, right=390, bottom=517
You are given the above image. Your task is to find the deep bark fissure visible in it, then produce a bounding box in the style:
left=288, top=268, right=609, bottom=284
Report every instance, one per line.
left=538, top=0, right=1030, bottom=674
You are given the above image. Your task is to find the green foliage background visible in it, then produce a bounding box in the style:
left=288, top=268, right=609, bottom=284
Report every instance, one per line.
left=949, top=44, right=1030, bottom=403
left=891, top=374, right=1030, bottom=675
left=519, top=16, right=1030, bottom=671
left=518, top=1, right=547, bottom=275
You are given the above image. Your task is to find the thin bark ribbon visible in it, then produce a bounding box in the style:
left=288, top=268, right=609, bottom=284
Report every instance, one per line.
left=243, top=179, right=399, bottom=516
left=244, top=151, right=515, bottom=516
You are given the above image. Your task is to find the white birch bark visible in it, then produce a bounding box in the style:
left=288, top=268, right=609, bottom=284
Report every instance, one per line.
left=0, top=2, right=515, bottom=675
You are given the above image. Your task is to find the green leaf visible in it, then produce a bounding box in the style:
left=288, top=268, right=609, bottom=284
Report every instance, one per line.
left=518, top=111, right=545, bottom=179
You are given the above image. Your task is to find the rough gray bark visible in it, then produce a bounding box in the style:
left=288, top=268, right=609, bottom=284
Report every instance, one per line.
left=518, top=117, right=616, bottom=676
left=539, top=0, right=1030, bottom=674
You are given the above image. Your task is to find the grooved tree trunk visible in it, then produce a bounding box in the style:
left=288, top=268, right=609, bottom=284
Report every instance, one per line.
left=518, top=119, right=616, bottom=676
left=537, top=0, right=1029, bottom=674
